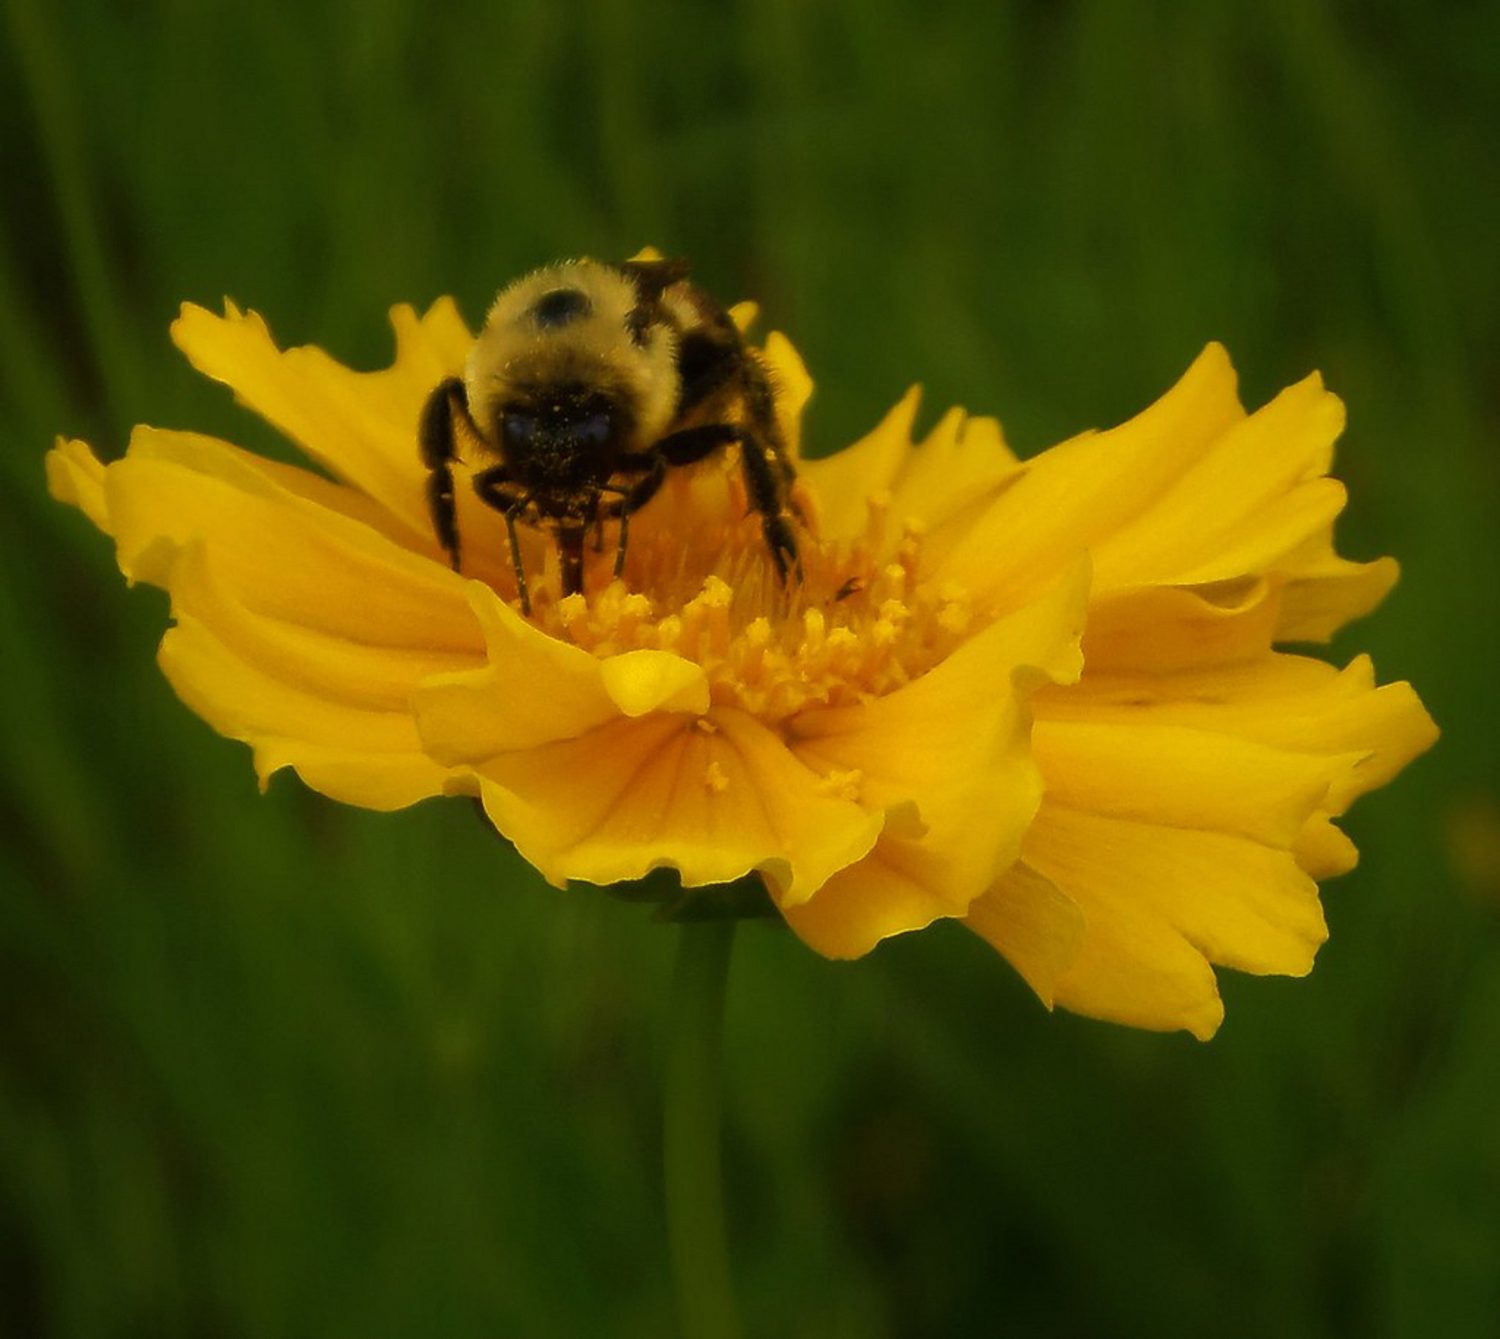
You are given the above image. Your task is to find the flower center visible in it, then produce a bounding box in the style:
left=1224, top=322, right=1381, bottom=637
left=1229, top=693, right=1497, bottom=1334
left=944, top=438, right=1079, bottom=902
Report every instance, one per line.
left=518, top=456, right=975, bottom=720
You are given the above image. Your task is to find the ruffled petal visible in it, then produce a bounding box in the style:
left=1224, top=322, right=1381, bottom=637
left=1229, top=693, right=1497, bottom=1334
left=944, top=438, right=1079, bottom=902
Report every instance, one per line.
left=962, top=862, right=1085, bottom=1007
left=891, top=408, right=1015, bottom=511
left=934, top=349, right=1400, bottom=657
left=780, top=560, right=1088, bottom=957
left=801, top=388, right=922, bottom=541
left=1023, top=803, right=1330, bottom=1039
left=1030, top=719, right=1359, bottom=849
left=414, top=584, right=709, bottom=760
left=761, top=330, right=814, bottom=463
left=598, top=649, right=712, bottom=717
left=988, top=652, right=1437, bottom=1036
left=98, top=429, right=481, bottom=652
left=800, top=387, right=1018, bottom=552
left=46, top=438, right=109, bottom=530
left=777, top=856, right=958, bottom=962
left=1079, top=581, right=1282, bottom=673
left=1106, top=477, right=1349, bottom=591
left=1295, top=818, right=1360, bottom=879
left=47, top=432, right=484, bottom=809
left=936, top=343, right=1244, bottom=612
left=1090, top=373, right=1346, bottom=590
left=1272, top=538, right=1400, bottom=642
left=1037, top=653, right=1438, bottom=818
left=474, top=707, right=882, bottom=901
left=159, top=547, right=450, bottom=809
left=171, top=298, right=472, bottom=545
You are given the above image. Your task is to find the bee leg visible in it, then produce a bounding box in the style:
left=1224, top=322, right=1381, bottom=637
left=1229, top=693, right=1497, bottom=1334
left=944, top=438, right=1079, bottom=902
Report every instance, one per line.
left=738, top=349, right=806, bottom=526
left=503, top=511, right=532, bottom=615
left=734, top=425, right=802, bottom=582
left=557, top=524, right=588, bottom=600
left=474, top=464, right=533, bottom=615
left=674, top=315, right=809, bottom=533
left=653, top=423, right=740, bottom=465
left=601, top=454, right=667, bottom=578
left=653, top=422, right=802, bottom=584
left=418, top=376, right=477, bottom=571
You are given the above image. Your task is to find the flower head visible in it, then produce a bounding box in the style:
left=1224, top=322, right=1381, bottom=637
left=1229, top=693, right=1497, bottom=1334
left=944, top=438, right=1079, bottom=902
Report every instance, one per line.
left=47, top=279, right=1435, bottom=1038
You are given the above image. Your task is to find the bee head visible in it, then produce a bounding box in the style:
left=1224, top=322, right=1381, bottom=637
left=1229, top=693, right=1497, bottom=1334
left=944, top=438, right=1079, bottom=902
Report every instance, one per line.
left=496, top=383, right=628, bottom=488
left=466, top=259, right=681, bottom=459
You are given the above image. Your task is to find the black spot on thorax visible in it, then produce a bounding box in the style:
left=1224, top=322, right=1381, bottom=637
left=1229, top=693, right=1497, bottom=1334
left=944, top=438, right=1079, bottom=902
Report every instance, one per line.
left=532, top=288, right=592, bottom=328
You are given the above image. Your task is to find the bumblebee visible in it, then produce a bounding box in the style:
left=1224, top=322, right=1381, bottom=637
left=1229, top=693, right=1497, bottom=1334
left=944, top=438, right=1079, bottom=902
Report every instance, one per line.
left=419, top=256, right=801, bottom=613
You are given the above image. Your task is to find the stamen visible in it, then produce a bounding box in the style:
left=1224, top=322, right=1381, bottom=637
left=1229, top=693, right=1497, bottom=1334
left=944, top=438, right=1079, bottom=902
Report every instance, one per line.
left=523, top=478, right=974, bottom=723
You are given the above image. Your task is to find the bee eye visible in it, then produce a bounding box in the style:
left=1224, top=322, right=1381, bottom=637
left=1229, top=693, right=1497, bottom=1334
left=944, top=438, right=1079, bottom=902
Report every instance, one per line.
left=502, top=413, right=538, bottom=449
left=572, top=412, right=613, bottom=448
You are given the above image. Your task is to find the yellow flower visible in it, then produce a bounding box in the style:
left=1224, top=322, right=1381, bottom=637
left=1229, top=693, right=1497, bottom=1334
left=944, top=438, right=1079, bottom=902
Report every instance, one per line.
left=46, top=297, right=1084, bottom=923
left=47, top=294, right=1435, bottom=1039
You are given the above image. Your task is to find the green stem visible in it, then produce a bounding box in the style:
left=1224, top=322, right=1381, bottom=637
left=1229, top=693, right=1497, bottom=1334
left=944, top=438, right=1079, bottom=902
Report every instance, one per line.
left=664, top=918, right=740, bottom=1339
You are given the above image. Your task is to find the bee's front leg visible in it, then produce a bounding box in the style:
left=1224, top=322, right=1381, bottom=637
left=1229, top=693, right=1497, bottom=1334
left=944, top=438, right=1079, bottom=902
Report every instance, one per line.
left=418, top=376, right=478, bottom=571
left=473, top=464, right=533, bottom=615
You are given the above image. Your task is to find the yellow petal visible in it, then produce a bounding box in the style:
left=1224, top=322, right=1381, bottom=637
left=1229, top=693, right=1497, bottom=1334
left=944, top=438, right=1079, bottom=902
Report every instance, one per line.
left=1079, top=580, right=1281, bottom=673
left=159, top=545, right=451, bottom=810
left=389, top=296, right=475, bottom=373
left=1295, top=817, right=1360, bottom=879
left=475, top=708, right=882, bottom=901
left=55, top=430, right=485, bottom=810
left=1273, top=538, right=1400, bottom=642
left=781, top=560, right=1089, bottom=957
left=1022, top=646, right=1434, bottom=1036
left=775, top=854, right=961, bottom=961
left=1092, top=374, right=1346, bottom=590
left=1026, top=803, right=1329, bottom=1039
left=415, top=584, right=708, bottom=760
left=125, top=424, right=435, bottom=552
left=799, top=388, right=1018, bottom=555
left=1032, top=719, right=1359, bottom=849
left=46, top=438, right=109, bottom=530
left=885, top=408, right=1016, bottom=525
left=168, top=541, right=474, bottom=712
left=598, top=648, right=711, bottom=717
left=886, top=409, right=1021, bottom=573
left=171, top=298, right=472, bottom=542
left=1037, top=653, right=1439, bottom=817
left=101, top=428, right=481, bottom=655
left=1111, top=478, right=1349, bottom=591
left=802, top=386, right=923, bottom=541
left=761, top=330, right=814, bottom=462
left=936, top=343, right=1244, bottom=611
left=963, top=862, right=1086, bottom=1007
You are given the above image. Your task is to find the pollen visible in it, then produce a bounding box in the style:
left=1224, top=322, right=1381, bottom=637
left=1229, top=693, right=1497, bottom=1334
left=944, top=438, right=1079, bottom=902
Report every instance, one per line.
left=815, top=768, right=863, bottom=803
left=523, top=478, right=975, bottom=721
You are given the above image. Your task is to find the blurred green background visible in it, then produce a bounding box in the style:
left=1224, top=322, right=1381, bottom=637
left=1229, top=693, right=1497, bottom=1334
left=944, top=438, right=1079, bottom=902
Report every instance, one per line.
left=2, top=1, right=1496, bottom=1335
